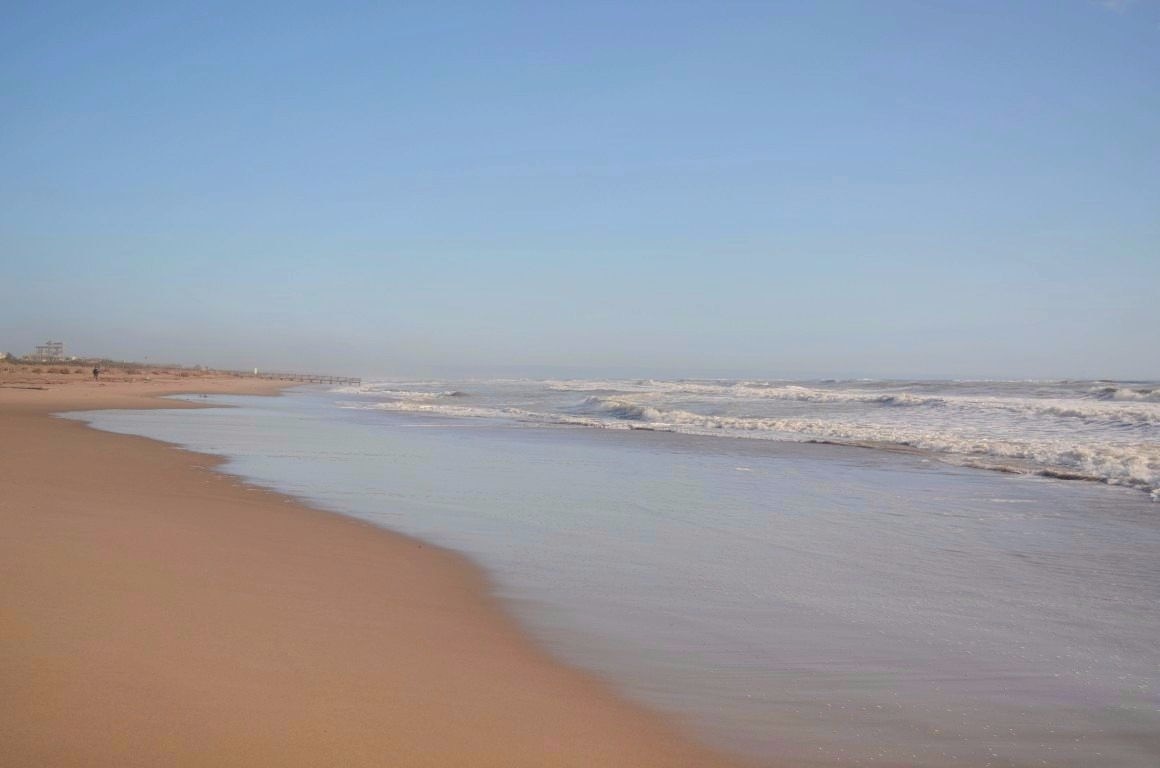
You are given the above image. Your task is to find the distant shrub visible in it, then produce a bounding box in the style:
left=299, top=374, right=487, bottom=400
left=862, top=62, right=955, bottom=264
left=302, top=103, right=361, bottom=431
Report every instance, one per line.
left=31, top=368, right=42, bottom=373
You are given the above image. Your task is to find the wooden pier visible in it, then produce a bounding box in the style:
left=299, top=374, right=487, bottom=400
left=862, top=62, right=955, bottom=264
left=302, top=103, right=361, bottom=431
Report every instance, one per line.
left=224, top=371, right=362, bottom=386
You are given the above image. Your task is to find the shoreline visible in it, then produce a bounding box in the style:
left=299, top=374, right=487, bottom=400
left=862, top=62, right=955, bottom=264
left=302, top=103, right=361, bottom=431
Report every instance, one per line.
left=0, top=374, right=749, bottom=767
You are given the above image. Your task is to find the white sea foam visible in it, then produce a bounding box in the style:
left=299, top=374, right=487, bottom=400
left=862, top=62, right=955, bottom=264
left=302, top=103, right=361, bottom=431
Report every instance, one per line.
left=546, top=380, right=1160, bottom=422
left=543, top=379, right=647, bottom=392
left=339, top=400, right=509, bottom=420
left=953, top=396, right=1160, bottom=426
left=1089, top=385, right=1160, bottom=402
left=337, top=377, right=1160, bottom=498
left=332, top=384, right=467, bottom=399
left=337, top=399, right=635, bottom=430
left=579, top=398, right=1159, bottom=494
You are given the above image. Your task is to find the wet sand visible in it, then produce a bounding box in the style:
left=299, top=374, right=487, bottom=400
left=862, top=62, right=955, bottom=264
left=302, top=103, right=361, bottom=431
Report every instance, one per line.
left=0, top=371, right=748, bottom=767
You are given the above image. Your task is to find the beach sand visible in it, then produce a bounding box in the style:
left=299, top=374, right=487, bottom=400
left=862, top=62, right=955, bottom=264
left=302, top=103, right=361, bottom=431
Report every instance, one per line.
left=0, top=370, right=748, bottom=767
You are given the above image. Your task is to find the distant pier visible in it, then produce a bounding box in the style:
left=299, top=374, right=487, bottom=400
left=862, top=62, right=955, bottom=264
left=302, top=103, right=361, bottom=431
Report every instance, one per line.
left=224, top=370, right=361, bottom=386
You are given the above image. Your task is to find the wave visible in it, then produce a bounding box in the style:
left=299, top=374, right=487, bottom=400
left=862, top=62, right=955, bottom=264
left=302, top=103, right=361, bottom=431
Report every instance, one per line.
left=956, top=397, right=1160, bottom=427
left=336, top=400, right=636, bottom=431
left=566, top=396, right=1160, bottom=497
left=730, top=385, right=944, bottom=406
left=547, top=379, right=1160, bottom=416
left=574, top=396, right=667, bottom=422
left=554, top=381, right=1160, bottom=423
left=543, top=379, right=647, bottom=393
left=331, top=385, right=467, bottom=399
left=338, top=400, right=513, bottom=420
left=573, top=389, right=1159, bottom=427
left=751, top=388, right=1159, bottom=425
left=1090, top=386, right=1160, bottom=403
left=549, top=380, right=946, bottom=406
left=367, top=389, right=466, bottom=400
left=335, top=379, right=1160, bottom=498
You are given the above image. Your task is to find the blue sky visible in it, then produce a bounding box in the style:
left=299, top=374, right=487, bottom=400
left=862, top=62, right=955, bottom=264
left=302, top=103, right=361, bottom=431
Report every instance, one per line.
left=2, top=1, right=1157, bottom=378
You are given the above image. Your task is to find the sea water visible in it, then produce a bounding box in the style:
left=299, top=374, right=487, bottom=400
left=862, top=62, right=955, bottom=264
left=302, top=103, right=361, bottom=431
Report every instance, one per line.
left=69, top=379, right=1160, bottom=767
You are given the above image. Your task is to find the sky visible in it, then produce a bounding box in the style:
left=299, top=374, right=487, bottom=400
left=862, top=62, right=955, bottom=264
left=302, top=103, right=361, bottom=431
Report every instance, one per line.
left=2, top=1, right=1158, bottom=379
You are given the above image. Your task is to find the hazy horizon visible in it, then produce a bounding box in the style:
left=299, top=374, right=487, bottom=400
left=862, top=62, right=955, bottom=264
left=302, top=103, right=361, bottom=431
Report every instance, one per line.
left=5, top=351, right=1158, bottom=384
left=4, top=2, right=1158, bottom=381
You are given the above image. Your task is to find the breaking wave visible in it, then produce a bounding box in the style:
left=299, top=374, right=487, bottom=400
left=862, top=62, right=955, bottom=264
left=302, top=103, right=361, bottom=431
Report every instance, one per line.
left=335, top=378, right=1160, bottom=499
left=548, top=380, right=945, bottom=406
left=332, top=384, right=468, bottom=399
left=567, top=396, right=1160, bottom=497
left=548, top=381, right=1160, bottom=425
left=1089, top=385, right=1160, bottom=403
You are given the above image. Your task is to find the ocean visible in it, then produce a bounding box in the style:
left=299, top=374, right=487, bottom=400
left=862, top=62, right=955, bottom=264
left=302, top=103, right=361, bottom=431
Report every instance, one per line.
left=69, top=378, right=1160, bottom=766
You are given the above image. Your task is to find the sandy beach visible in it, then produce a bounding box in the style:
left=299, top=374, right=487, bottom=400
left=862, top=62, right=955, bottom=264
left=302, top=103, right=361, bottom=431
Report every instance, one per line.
left=0, top=370, right=746, bottom=767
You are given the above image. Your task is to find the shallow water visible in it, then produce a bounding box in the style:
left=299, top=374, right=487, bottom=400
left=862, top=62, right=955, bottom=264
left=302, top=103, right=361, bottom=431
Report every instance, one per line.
left=69, top=385, right=1160, bottom=767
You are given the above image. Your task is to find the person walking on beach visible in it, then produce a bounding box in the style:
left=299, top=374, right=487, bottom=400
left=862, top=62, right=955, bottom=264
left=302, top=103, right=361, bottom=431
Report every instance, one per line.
left=92, top=366, right=100, bottom=381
